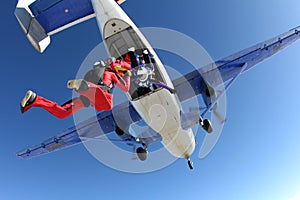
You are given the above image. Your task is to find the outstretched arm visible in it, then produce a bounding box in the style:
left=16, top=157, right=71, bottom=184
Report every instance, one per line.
left=112, top=73, right=131, bottom=92
left=111, top=61, right=132, bottom=73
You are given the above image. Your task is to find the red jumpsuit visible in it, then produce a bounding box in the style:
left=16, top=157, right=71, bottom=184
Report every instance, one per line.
left=23, top=71, right=130, bottom=119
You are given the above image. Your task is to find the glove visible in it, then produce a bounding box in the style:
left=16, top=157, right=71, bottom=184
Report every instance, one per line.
left=114, top=65, right=124, bottom=73
left=124, top=70, right=132, bottom=77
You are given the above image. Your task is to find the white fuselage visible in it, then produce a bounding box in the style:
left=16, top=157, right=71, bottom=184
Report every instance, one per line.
left=91, top=0, right=195, bottom=159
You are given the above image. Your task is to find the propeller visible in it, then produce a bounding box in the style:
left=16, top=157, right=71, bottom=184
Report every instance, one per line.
left=198, top=95, right=226, bottom=158
left=198, top=70, right=227, bottom=159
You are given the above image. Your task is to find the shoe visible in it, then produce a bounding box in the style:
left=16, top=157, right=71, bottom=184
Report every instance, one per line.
left=67, top=79, right=89, bottom=91
left=20, top=90, right=36, bottom=113
left=168, top=88, right=176, bottom=94
left=143, top=49, right=148, bottom=55
left=67, top=79, right=83, bottom=90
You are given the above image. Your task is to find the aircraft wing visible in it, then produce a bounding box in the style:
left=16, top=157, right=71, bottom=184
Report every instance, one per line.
left=16, top=100, right=147, bottom=159
left=14, top=0, right=125, bottom=52
left=173, top=26, right=300, bottom=102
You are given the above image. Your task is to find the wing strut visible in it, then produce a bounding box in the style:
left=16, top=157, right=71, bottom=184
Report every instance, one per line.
left=198, top=62, right=247, bottom=158
left=201, top=62, right=248, bottom=118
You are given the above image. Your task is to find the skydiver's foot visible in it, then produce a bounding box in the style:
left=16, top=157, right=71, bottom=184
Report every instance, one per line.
left=67, top=79, right=83, bottom=90
left=20, top=90, right=36, bottom=113
left=168, top=88, right=176, bottom=94
left=67, top=79, right=89, bottom=91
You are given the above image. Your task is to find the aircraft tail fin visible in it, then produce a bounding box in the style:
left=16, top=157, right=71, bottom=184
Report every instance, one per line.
left=15, top=0, right=126, bottom=53
left=15, top=7, right=50, bottom=53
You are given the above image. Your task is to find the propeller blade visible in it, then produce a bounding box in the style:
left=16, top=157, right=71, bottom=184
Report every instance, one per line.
left=198, top=87, right=227, bottom=159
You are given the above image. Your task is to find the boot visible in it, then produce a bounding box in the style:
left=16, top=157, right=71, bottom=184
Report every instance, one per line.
left=20, top=90, right=36, bottom=113
left=67, top=79, right=89, bottom=91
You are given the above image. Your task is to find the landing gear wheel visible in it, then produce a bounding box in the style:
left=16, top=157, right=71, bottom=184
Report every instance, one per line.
left=115, top=126, right=125, bottom=136
left=201, top=119, right=213, bottom=133
left=136, top=147, right=148, bottom=161
left=187, top=159, right=193, bottom=170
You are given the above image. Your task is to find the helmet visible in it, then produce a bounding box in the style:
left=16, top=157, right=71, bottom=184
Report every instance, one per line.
left=93, top=60, right=105, bottom=68
left=105, top=57, right=116, bottom=65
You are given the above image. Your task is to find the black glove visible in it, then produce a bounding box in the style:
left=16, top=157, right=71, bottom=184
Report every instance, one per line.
left=124, top=70, right=132, bottom=77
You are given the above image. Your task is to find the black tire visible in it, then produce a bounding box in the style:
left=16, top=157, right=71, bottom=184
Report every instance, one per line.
left=206, top=88, right=211, bottom=97
left=115, top=126, right=125, bottom=136
left=202, top=119, right=213, bottom=133
left=136, top=147, right=147, bottom=161
left=188, top=160, right=193, bottom=170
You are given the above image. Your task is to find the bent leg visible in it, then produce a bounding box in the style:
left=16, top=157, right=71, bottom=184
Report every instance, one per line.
left=77, top=82, right=113, bottom=112
left=24, top=96, right=85, bottom=119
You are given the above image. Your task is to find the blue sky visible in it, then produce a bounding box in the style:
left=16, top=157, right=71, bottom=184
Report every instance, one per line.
left=1, top=0, right=300, bottom=199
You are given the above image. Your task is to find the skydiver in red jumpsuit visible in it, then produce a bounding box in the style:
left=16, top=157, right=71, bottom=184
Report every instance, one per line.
left=20, top=60, right=131, bottom=119
left=106, top=57, right=131, bottom=76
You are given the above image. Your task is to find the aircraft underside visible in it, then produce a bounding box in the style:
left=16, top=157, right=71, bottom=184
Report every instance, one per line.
left=14, top=0, right=300, bottom=171
left=103, top=16, right=197, bottom=166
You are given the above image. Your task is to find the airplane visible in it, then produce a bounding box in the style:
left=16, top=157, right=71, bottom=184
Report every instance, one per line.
left=14, top=0, right=300, bottom=170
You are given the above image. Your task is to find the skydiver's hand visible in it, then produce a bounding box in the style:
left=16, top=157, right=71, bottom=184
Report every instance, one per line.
left=124, top=70, right=132, bottom=77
